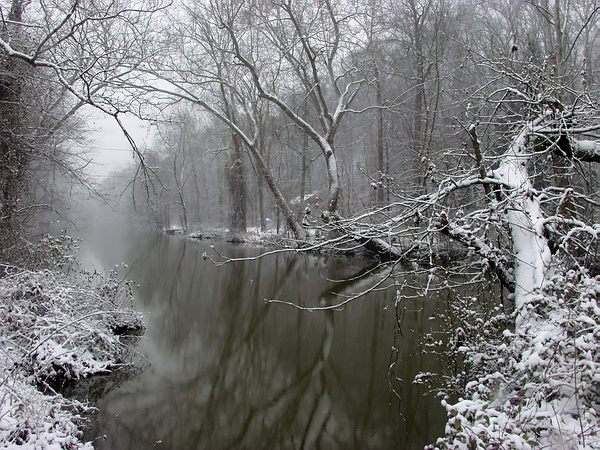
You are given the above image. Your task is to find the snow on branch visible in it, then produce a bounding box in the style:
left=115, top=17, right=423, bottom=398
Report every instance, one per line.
left=434, top=212, right=515, bottom=290
left=570, top=138, right=600, bottom=163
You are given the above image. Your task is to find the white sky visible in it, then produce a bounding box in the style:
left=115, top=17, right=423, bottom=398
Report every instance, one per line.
left=80, top=107, right=155, bottom=181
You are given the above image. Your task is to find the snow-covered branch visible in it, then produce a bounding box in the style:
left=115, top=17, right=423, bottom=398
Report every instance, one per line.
left=570, top=138, right=600, bottom=162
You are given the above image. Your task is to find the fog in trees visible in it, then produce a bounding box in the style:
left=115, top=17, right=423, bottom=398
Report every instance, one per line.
left=1, top=0, right=599, bottom=448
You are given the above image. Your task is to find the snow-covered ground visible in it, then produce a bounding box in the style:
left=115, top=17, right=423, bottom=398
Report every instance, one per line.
left=0, top=258, right=143, bottom=448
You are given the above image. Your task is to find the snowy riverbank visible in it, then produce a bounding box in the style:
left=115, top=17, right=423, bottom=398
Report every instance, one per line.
left=0, top=247, right=143, bottom=448
left=432, top=269, right=600, bottom=449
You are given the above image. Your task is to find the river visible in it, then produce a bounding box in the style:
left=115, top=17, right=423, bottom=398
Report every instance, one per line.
left=80, top=219, right=449, bottom=449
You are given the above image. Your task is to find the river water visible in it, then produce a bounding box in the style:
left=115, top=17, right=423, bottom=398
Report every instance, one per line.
left=80, top=221, right=449, bottom=449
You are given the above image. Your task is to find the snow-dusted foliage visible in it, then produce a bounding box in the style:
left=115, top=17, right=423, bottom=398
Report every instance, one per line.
left=1, top=268, right=142, bottom=385
left=0, top=366, right=93, bottom=449
left=0, top=236, right=144, bottom=448
left=3, top=234, right=80, bottom=273
left=431, top=269, right=599, bottom=449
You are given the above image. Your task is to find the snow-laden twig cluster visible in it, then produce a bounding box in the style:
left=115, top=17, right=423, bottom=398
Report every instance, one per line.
left=1, top=268, right=142, bottom=386
left=431, top=269, right=599, bottom=449
left=0, top=362, right=94, bottom=449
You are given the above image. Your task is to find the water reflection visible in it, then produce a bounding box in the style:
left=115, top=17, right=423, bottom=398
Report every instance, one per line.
left=84, top=230, right=447, bottom=449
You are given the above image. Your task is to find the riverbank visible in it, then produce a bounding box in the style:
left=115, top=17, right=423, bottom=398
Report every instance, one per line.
left=186, top=226, right=467, bottom=263
left=0, top=240, right=144, bottom=448
left=432, top=269, right=600, bottom=449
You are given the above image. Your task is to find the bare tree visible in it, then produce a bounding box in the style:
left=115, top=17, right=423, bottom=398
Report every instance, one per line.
left=0, top=0, right=168, bottom=249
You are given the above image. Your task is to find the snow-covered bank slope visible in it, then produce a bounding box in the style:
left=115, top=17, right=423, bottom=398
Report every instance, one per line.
left=0, top=266, right=143, bottom=449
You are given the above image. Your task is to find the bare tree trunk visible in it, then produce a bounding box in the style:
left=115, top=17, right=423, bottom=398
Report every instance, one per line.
left=324, top=143, right=340, bottom=214
left=257, top=173, right=266, bottom=232
left=540, top=0, right=572, bottom=216
left=216, top=152, right=225, bottom=226
left=0, top=0, right=27, bottom=245
left=177, top=188, right=189, bottom=231
left=225, top=133, right=247, bottom=233
left=300, top=132, right=308, bottom=203
left=173, top=170, right=189, bottom=232
left=408, top=0, right=428, bottom=193
left=191, top=158, right=202, bottom=224
left=256, top=129, right=268, bottom=232
left=413, top=52, right=426, bottom=192
left=249, top=144, right=306, bottom=240
left=374, top=65, right=385, bottom=206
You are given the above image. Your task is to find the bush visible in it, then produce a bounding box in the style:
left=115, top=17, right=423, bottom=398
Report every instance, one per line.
left=430, top=269, right=600, bottom=449
left=0, top=235, right=144, bottom=447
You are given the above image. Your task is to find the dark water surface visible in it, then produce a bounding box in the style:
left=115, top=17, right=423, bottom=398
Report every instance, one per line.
left=81, top=223, right=448, bottom=450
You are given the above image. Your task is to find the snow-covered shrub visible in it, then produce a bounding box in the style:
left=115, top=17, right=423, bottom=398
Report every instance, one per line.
left=92, top=263, right=137, bottom=311
left=1, top=268, right=143, bottom=388
left=0, top=362, right=94, bottom=449
left=0, top=234, right=145, bottom=447
left=430, top=269, right=599, bottom=449
left=3, top=233, right=81, bottom=272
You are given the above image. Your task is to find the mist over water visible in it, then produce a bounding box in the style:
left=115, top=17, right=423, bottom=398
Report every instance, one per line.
left=80, top=212, right=448, bottom=449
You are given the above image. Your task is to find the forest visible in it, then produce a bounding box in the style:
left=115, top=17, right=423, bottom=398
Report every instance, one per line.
left=0, top=0, right=599, bottom=448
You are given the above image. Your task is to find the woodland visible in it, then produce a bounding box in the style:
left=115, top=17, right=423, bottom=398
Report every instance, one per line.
left=0, top=0, right=599, bottom=448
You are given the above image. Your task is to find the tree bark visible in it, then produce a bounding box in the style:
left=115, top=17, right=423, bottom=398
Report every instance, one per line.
left=257, top=172, right=266, bottom=232
left=374, top=65, right=385, bottom=206
left=300, top=132, right=308, bottom=203
left=191, top=158, right=202, bottom=224
left=324, top=146, right=340, bottom=214
left=225, top=132, right=247, bottom=233
left=0, top=0, right=27, bottom=244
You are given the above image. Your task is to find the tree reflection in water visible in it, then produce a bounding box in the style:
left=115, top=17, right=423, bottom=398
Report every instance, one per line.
left=87, top=232, right=448, bottom=449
